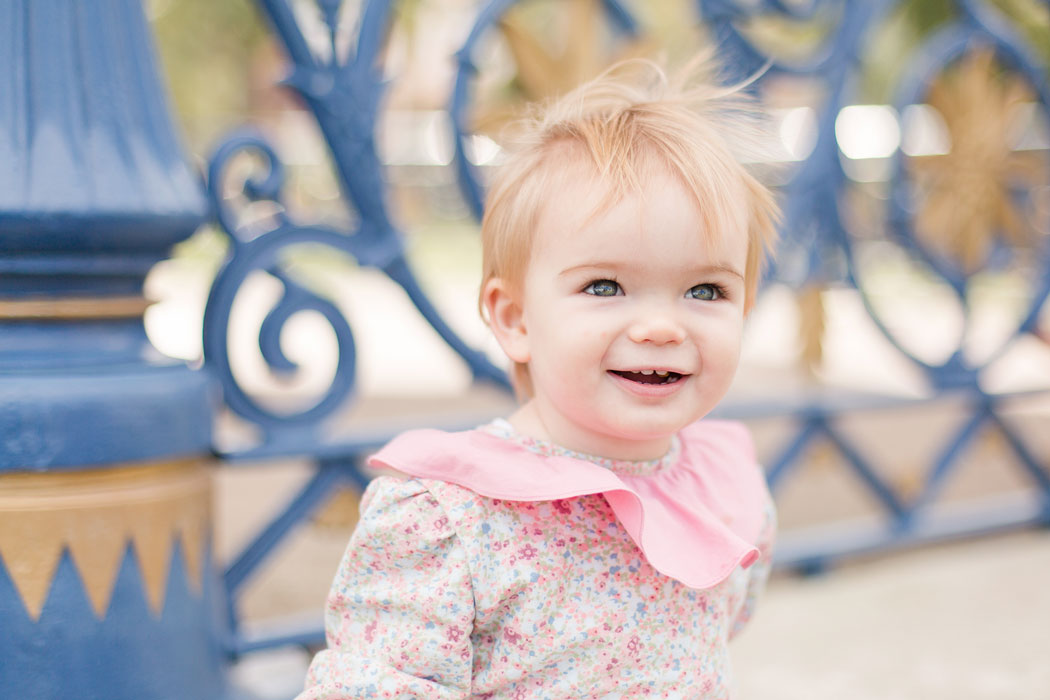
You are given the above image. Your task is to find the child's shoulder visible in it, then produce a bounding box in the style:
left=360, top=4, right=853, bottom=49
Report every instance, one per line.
left=355, top=473, right=497, bottom=554
left=361, top=471, right=482, bottom=517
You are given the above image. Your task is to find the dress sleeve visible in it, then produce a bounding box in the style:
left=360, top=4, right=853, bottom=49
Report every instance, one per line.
left=297, top=477, right=475, bottom=700
left=730, top=499, right=776, bottom=640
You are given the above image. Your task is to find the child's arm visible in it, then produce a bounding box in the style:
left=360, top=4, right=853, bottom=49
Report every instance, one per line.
left=297, top=477, right=475, bottom=700
left=729, top=500, right=776, bottom=640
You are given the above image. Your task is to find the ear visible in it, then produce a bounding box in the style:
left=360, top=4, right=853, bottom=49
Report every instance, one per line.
left=481, top=277, right=530, bottom=364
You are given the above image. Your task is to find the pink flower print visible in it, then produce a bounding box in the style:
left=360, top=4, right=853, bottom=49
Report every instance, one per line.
left=553, top=499, right=572, bottom=515
left=503, top=628, right=525, bottom=648
left=363, top=617, right=379, bottom=643
left=518, top=543, right=538, bottom=560
left=447, top=625, right=463, bottom=643
left=513, top=688, right=528, bottom=700
left=434, top=515, right=449, bottom=530
left=626, top=635, right=643, bottom=657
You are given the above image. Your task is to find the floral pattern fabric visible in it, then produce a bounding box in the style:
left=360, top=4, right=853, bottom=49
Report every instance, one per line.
left=299, top=423, right=775, bottom=699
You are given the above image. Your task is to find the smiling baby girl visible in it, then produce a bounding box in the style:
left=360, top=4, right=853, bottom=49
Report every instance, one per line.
left=299, top=56, right=780, bottom=699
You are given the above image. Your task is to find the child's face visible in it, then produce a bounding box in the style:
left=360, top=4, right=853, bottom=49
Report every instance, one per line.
left=496, top=168, right=749, bottom=460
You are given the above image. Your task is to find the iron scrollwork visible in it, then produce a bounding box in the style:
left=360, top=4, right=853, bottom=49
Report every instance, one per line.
left=204, top=0, right=509, bottom=447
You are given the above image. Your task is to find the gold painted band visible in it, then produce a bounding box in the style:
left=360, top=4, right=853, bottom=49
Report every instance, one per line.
left=0, top=458, right=214, bottom=620
left=0, top=458, right=210, bottom=508
left=0, top=296, right=152, bottom=320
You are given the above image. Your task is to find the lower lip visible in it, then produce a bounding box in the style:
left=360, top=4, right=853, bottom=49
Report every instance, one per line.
left=607, top=371, right=690, bottom=398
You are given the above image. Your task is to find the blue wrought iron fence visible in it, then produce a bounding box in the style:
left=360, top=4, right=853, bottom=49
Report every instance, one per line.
left=202, top=0, right=1050, bottom=657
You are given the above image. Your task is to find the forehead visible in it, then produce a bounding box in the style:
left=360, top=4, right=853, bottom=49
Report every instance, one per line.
left=529, top=160, right=749, bottom=270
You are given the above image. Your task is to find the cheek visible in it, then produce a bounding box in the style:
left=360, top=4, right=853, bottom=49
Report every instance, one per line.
left=699, top=318, right=744, bottom=366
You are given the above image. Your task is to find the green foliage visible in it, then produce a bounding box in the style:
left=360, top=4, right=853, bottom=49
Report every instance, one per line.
left=149, top=0, right=271, bottom=152
left=863, top=0, right=1049, bottom=102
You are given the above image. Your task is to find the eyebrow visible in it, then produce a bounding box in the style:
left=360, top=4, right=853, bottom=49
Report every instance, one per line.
left=559, top=262, right=745, bottom=280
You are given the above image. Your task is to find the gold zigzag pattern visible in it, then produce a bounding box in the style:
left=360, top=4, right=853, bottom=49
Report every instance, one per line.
left=0, top=459, right=211, bottom=621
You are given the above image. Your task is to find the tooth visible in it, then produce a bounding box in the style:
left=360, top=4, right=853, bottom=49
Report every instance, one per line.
left=655, top=371, right=669, bottom=377
left=639, top=370, right=654, bottom=375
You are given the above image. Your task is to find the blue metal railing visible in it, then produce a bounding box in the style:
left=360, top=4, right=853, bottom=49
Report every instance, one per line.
left=202, top=0, right=1050, bottom=657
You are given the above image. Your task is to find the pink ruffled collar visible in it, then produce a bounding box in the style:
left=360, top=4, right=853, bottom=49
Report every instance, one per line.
left=367, top=420, right=769, bottom=590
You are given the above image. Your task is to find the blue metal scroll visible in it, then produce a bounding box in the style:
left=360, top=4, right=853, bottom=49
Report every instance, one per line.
left=203, top=27, right=509, bottom=445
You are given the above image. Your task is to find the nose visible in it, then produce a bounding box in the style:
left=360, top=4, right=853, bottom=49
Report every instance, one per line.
left=627, top=312, right=686, bottom=346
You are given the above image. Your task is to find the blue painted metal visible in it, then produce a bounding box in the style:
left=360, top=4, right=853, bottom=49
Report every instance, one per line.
left=0, top=363, right=213, bottom=471
left=878, top=16, right=1050, bottom=388
left=202, top=0, right=1050, bottom=656
left=0, top=0, right=244, bottom=697
left=702, top=0, right=900, bottom=288
left=0, top=542, right=232, bottom=700
left=0, top=0, right=214, bottom=472
left=0, top=0, right=207, bottom=294
left=222, top=462, right=348, bottom=640
left=203, top=3, right=511, bottom=440
left=221, top=455, right=373, bottom=653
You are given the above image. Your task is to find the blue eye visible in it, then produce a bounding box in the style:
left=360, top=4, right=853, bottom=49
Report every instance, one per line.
left=583, top=280, right=621, bottom=297
left=687, top=284, right=722, bottom=301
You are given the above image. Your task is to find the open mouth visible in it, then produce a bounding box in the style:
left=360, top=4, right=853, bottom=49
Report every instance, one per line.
left=610, top=369, right=684, bottom=385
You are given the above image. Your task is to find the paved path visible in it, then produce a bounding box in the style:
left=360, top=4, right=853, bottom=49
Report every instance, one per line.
left=733, top=529, right=1050, bottom=700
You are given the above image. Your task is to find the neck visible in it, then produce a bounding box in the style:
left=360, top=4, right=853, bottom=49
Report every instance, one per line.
left=507, top=401, right=673, bottom=462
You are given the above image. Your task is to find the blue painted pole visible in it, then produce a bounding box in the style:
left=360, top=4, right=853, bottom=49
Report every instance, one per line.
left=0, top=1, right=240, bottom=698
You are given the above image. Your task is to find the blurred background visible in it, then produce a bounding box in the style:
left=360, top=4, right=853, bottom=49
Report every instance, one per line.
left=139, top=0, right=1050, bottom=697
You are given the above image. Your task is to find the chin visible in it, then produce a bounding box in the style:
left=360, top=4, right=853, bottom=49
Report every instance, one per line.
left=599, top=416, right=693, bottom=443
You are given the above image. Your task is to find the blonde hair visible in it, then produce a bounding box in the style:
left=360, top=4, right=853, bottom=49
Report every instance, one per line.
left=480, top=55, right=781, bottom=397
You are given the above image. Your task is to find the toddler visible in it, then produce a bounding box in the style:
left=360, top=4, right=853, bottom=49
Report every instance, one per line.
left=300, top=57, right=780, bottom=699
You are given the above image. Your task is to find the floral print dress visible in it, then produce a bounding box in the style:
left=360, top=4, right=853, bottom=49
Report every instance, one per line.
left=299, top=419, right=775, bottom=699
